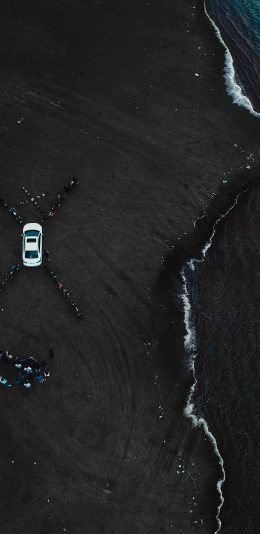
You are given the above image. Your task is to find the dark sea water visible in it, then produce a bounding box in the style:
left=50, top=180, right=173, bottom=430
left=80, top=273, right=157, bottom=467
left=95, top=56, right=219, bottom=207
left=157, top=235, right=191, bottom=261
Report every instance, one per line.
left=182, top=4, right=260, bottom=531
left=205, top=0, right=260, bottom=115
left=182, top=185, right=260, bottom=533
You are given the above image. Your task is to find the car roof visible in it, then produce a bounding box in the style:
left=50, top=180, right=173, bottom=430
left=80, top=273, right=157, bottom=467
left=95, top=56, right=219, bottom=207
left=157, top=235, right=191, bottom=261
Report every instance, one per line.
left=25, top=241, right=38, bottom=251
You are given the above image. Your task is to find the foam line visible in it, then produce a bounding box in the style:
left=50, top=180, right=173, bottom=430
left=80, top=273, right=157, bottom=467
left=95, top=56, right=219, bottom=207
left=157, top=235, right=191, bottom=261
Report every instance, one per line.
left=180, top=191, right=245, bottom=532
left=201, top=191, right=243, bottom=257
left=181, top=265, right=225, bottom=533
left=204, top=1, right=260, bottom=119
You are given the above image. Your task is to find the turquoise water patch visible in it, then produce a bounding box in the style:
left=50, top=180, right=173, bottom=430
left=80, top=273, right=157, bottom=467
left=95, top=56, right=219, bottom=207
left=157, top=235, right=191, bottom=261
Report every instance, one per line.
left=206, top=0, right=260, bottom=53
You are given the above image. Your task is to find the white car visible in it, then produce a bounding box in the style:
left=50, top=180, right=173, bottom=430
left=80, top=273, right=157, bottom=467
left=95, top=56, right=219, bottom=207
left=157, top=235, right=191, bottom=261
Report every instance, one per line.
left=22, top=223, right=43, bottom=267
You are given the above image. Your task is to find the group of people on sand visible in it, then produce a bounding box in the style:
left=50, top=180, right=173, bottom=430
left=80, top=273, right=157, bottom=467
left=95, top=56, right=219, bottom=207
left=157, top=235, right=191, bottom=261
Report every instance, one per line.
left=42, top=177, right=78, bottom=224
left=42, top=191, right=65, bottom=223
left=21, top=187, right=47, bottom=216
left=43, top=265, right=83, bottom=318
left=1, top=177, right=79, bottom=227
left=0, top=197, right=23, bottom=224
left=64, top=177, right=78, bottom=193
left=0, top=178, right=81, bottom=391
left=0, top=350, right=51, bottom=390
left=0, top=264, right=21, bottom=293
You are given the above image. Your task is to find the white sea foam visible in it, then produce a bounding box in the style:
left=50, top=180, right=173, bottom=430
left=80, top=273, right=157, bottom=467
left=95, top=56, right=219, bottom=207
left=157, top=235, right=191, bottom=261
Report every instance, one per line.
left=204, top=1, right=260, bottom=119
left=181, top=265, right=225, bottom=533
left=180, top=191, right=245, bottom=532
left=201, top=193, right=242, bottom=257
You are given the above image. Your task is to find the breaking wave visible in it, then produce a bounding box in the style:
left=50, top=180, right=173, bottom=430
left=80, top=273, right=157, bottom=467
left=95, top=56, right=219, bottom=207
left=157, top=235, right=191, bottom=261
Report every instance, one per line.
left=181, top=264, right=225, bottom=534
left=180, top=191, right=245, bottom=532
left=204, top=1, right=260, bottom=119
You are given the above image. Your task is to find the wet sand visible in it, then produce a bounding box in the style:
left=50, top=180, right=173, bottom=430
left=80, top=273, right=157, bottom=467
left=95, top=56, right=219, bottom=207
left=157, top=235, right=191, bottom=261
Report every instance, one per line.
left=0, top=1, right=259, bottom=533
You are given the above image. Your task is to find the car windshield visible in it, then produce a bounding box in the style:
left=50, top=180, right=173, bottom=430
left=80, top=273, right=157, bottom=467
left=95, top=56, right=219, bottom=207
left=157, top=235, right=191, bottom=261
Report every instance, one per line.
left=25, top=230, right=40, bottom=237
left=25, top=251, right=38, bottom=259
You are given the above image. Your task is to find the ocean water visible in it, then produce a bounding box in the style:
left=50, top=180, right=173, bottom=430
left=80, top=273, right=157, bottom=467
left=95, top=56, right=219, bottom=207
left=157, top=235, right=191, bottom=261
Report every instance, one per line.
left=182, top=184, right=260, bottom=533
left=205, top=0, right=260, bottom=116
left=178, top=4, right=260, bottom=531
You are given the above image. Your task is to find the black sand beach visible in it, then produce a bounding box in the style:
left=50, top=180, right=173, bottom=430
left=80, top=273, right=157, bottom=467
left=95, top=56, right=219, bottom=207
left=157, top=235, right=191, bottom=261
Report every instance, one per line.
left=0, top=1, right=259, bottom=533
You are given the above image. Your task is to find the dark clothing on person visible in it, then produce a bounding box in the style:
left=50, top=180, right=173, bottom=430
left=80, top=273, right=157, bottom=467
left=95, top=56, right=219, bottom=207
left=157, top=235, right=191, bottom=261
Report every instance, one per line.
left=44, top=250, right=51, bottom=261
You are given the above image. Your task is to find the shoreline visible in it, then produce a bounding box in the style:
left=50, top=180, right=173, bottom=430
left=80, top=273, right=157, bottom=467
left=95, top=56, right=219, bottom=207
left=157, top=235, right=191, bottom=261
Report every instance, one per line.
left=204, top=1, right=260, bottom=119
left=154, top=173, right=260, bottom=533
